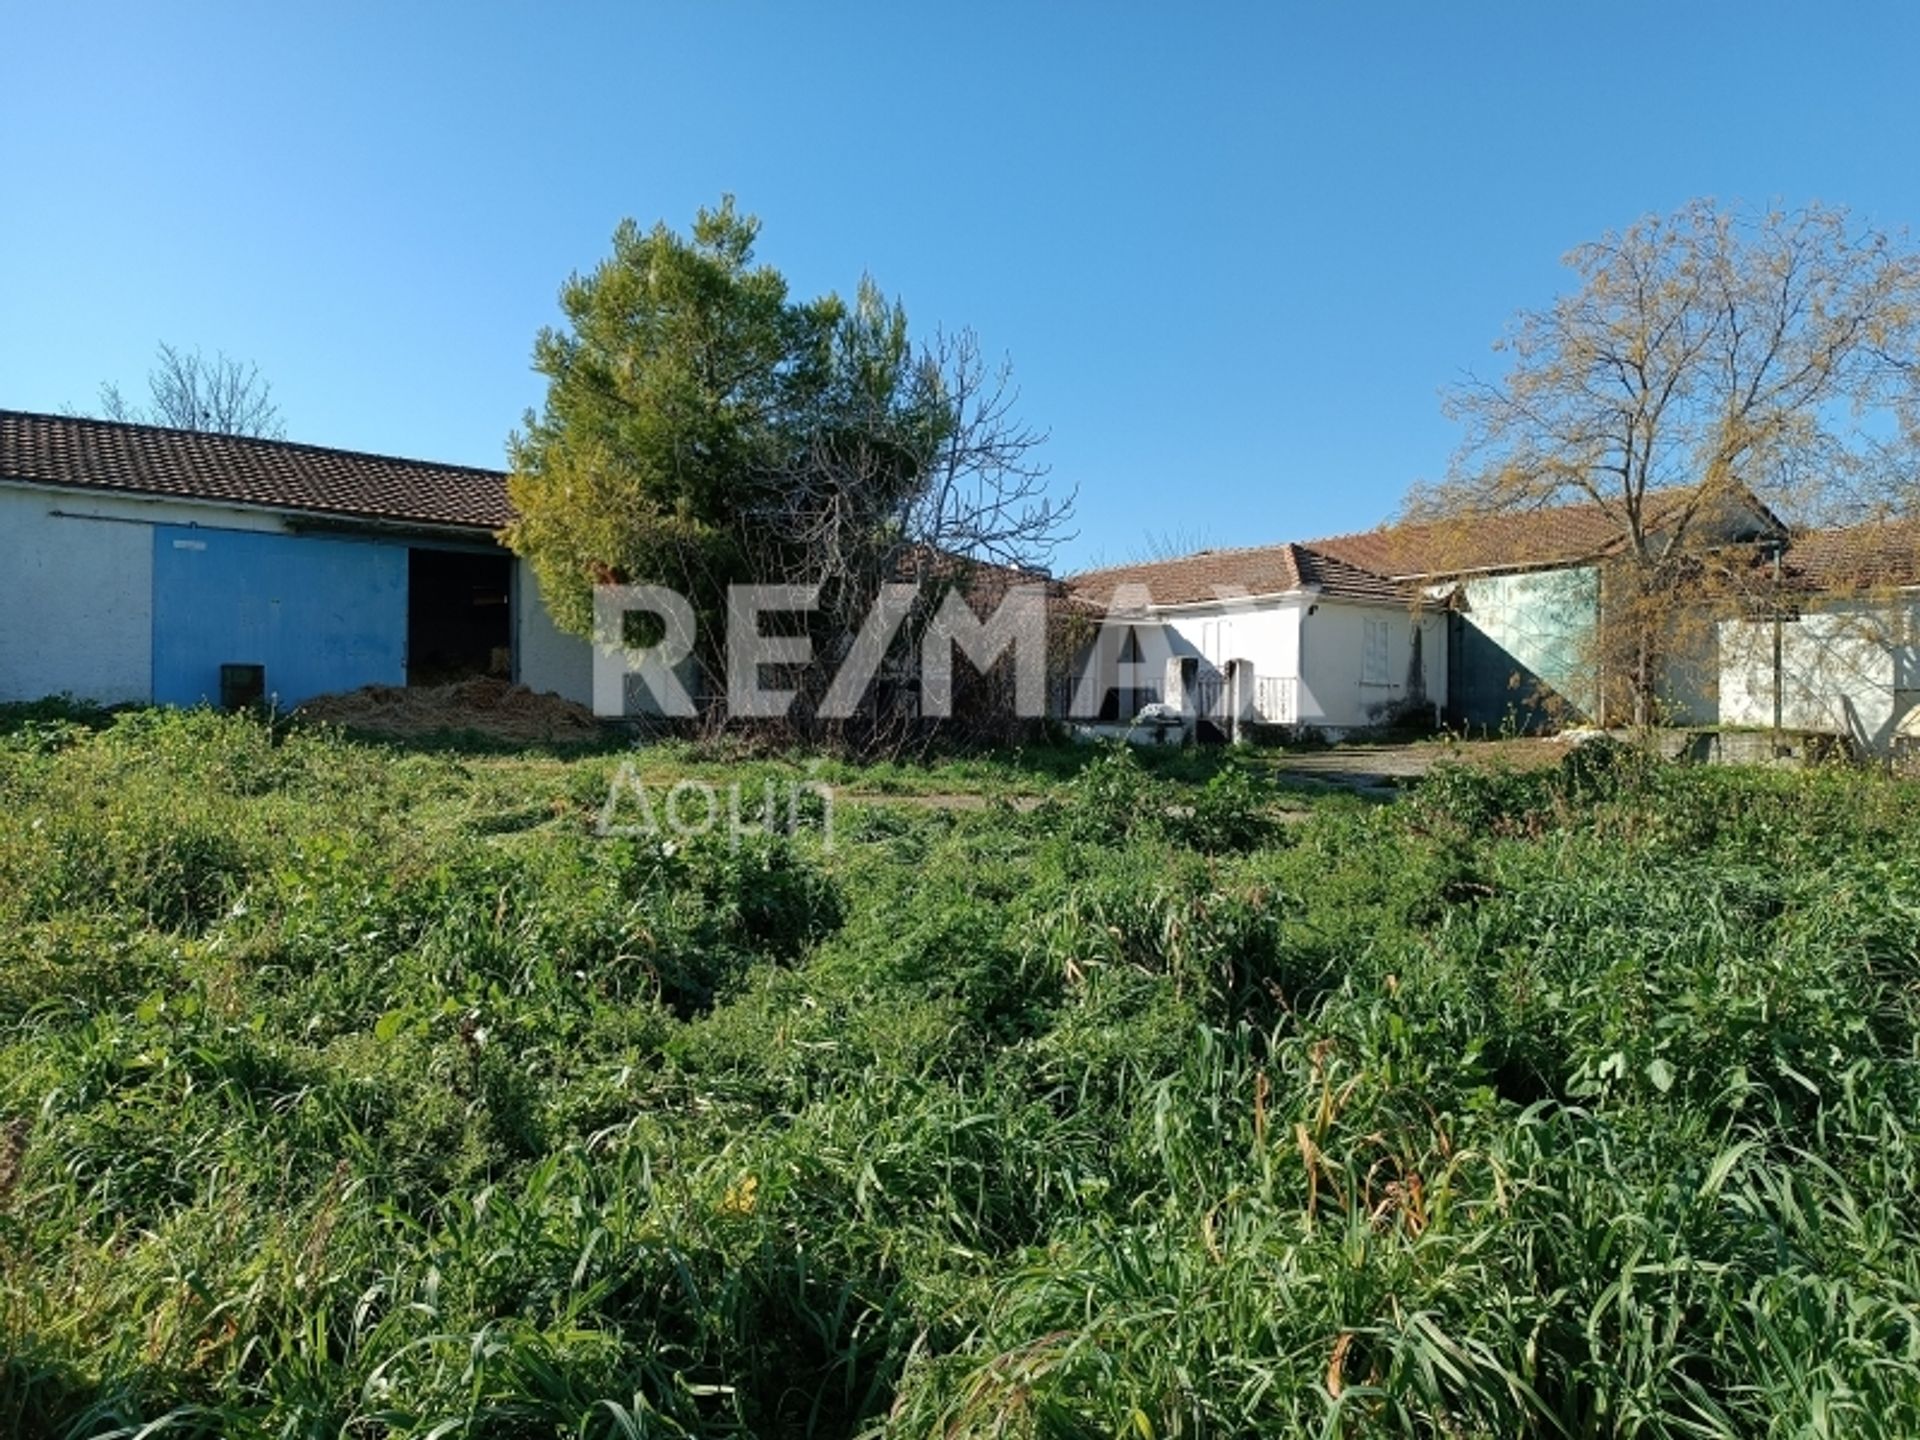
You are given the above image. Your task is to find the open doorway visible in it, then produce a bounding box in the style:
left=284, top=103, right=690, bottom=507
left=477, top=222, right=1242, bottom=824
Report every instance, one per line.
left=407, top=548, right=512, bottom=686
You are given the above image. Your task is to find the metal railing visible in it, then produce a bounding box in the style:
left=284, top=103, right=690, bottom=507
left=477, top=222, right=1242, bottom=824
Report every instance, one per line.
left=1049, top=671, right=1299, bottom=728
left=1254, top=675, right=1296, bottom=725
left=1185, top=673, right=1297, bottom=726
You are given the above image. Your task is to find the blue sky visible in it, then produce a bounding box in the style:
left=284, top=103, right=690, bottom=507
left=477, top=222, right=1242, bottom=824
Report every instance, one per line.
left=5, top=3, right=1920, bottom=571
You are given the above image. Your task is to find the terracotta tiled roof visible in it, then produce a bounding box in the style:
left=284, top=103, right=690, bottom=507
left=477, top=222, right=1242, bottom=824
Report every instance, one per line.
left=1067, top=488, right=1793, bottom=613
left=1776, top=521, right=1920, bottom=593
left=0, top=409, right=511, bottom=531
left=1306, top=507, right=1628, bottom=579
left=1069, top=541, right=1412, bottom=609
left=1309, top=488, right=1781, bottom=580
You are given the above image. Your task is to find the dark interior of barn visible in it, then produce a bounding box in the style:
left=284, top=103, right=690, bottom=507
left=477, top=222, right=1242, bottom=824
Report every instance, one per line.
left=407, top=548, right=511, bottom=685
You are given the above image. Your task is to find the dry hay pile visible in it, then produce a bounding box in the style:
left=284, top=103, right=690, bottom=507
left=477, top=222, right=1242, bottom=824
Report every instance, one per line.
left=296, top=677, right=605, bottom=743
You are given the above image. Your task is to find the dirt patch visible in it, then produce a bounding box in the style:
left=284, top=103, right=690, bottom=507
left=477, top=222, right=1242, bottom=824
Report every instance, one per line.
left=295, top=677, right=605, bottom=744
left=1267, top=737, right=1577, bottom=795
left=1445, top=736, right=1579, bottom=772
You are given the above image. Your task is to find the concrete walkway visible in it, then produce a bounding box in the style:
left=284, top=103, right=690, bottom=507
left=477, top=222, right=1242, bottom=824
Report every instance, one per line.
left=1267, top=737, right=1572, bottom=796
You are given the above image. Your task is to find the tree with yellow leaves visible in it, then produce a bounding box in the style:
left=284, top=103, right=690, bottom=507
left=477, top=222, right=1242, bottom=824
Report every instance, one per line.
left=1413, top=201, right=1920, bottom=726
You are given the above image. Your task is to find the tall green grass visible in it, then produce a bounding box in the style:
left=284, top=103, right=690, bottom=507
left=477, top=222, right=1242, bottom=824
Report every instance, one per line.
left=2, top=713, right=1917, bottom=1436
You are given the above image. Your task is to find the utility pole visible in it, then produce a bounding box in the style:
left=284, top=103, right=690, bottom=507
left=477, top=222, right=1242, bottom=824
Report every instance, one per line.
left=1772, top=543, right=1785, bottom=757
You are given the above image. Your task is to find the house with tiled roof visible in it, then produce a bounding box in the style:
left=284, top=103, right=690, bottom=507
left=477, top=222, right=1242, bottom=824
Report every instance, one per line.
left=1062, top=488, right=1792, bottom=735
left=1064, top=539, right=1442, bottom=734
left=0, top=410, right=594, bottom=710
left=1711, top=518, right=1920, bottom=750
left=11, top=404, right=1920, bottom=748
left=0, top=409, right=1076, bottom=727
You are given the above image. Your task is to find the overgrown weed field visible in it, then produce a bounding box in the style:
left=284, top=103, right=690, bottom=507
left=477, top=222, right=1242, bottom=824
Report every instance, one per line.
left=2, top=706, right=1918, bottom=1437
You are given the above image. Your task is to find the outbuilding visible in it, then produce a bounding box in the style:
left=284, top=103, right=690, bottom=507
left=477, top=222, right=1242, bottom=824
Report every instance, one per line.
left=0, top=410, right=594, bottom=710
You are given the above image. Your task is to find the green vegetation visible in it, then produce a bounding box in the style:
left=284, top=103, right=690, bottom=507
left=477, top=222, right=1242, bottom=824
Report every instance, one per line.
left=3, top=709, right=1918, bottom=1436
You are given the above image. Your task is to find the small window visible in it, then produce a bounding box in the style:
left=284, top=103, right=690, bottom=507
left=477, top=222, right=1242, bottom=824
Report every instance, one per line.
left=1362, top=618, right=1390, bottom=685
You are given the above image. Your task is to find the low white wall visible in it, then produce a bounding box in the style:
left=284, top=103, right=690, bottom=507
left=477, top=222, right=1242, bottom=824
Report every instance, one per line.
left=1718, top=600, right=1920, bottom=751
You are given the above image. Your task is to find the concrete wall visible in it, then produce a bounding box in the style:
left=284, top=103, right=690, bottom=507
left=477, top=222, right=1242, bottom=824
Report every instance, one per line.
left=513, top=560, right=594, bottom=707
left=1296, top=601, right=1446, bottom=730
left=1, top=485, right=282, bottom=705
left=1655, top=617, right=1721, bottom=728
left=1718, top=600, right=1920, bottom=752
left=2, top=480, right=597, bottom=710
left=1448, top=567, right=1598, bottom=731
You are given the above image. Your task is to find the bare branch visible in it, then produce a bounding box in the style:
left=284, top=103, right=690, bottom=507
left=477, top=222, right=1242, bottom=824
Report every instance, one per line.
left=86, top=343, right=286, bottom=438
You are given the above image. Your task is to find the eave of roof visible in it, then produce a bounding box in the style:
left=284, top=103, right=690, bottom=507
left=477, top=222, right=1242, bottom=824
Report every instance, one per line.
left=1068, top=539, right=1415, bottom=609
left=0, top=409, right=512, bottom=532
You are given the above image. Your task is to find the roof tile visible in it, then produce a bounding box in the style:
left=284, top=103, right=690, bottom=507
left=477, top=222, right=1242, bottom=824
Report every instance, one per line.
left=1069, top=541, right=1411, bottom=608
left=0, top=409, right=511, bottom=530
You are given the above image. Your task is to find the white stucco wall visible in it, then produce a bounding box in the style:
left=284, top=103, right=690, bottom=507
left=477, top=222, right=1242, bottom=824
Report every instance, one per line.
left=3, top=480, right=596, bottom=711
left=0, top=485, right=287, bottom=705
left=513, top=560, right=595, bottom=707
left=1155, top=598, right=1304, bottom=678
left=1718, top=600, right=1920, bottom=751
left=1125, top=593, right=1446, bottom=731
left=1296, top=601, right=1447, bottom=730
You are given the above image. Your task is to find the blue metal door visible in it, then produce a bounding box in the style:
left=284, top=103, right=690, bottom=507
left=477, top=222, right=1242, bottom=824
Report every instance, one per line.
left=151, top=526, right=407, bottom=708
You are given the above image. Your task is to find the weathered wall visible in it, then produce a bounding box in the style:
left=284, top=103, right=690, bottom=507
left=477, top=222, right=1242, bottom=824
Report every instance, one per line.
left=1, top=480, right=594, bottom=710
left=513, top=561, right=595, bottom=707
left=150, top=525, right=409, bottom=708
left=1447, top=567, right=1598, bottom=732
left=1296, top=601, right=1447, bottom=730
left=1654, top=615, right=1721, bottom=728
left=1, top=485, right=282, bottom=705
left=1718, top=600, right=1920, bottom=751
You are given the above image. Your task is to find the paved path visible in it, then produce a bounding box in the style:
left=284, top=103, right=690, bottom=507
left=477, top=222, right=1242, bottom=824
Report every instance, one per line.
left=1265, top=744, right=1447, bottom=796
left=1268, top=737, right=1575, bottom=795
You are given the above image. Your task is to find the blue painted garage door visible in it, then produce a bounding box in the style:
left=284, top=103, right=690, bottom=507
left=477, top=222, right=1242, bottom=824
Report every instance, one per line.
left=152, top=526, right=407, bottom=708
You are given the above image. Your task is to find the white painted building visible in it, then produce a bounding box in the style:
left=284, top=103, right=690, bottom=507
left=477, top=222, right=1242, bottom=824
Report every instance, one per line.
left=1062, top=491, right=1815, bottom=740
left=1067, top=542, right=1447, bottom=736
left=1066, top=502, right=1920, bottom=750
left=1713, top=524, right=1920, bottom=753
left=0, top=410, right=594, bottom=711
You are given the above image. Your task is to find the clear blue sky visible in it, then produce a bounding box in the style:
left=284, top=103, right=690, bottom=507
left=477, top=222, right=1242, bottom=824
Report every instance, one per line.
left=5, top=3, right=1920, bottom=571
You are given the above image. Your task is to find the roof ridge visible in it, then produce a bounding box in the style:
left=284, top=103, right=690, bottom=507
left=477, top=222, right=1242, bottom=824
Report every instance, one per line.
left=1302, top=503, right=1601, bottom=550
left=1067, top=536, right=1305, bottom=581
left=0, top=407, right=506, bottom=480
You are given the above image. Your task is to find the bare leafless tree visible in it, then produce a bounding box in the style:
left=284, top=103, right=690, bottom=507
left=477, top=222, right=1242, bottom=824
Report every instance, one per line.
left=903, top=329, right=1071, bottom=572
left=741, top=326, right=1076, bottom=751
left=96, top=343, right=286, bottom=438
left=1411, top=201, right=1920, bottom=725
left=1126, top=526, right=1216, bottom=566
